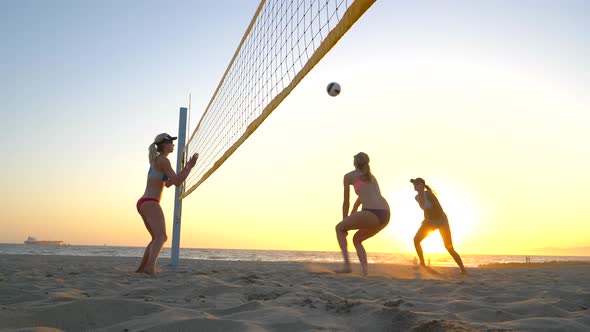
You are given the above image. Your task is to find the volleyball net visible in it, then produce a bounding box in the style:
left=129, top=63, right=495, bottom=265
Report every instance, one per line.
left=181, top=0, right=375, bottom=199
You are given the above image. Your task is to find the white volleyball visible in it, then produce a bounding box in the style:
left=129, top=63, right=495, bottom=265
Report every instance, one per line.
left=326, top=82, right=341, bottom=97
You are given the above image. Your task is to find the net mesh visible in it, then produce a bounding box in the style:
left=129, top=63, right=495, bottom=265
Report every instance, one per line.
left=182, top=0, right=375, bottom=198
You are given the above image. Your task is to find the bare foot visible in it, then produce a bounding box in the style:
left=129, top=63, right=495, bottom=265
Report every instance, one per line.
left=135, top=266, right=149, bottom=273
left=143, top=267, right=156, bottom=275
left=334, top=265, right=352, bottom=274
left=413, top=263, right=427, bottom=270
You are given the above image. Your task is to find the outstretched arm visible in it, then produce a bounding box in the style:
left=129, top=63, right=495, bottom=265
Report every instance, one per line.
left=352, top=197, right=362, bottom=213
left=342, top=174, right=351, bottom=219
left=161, top=153, right=198, bottom=187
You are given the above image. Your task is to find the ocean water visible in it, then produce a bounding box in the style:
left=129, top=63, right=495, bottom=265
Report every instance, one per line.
left=1, top=244, right=589, bottom=267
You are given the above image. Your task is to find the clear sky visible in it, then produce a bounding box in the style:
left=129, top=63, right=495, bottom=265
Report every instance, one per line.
left=1, top=0, right=589, bottom=255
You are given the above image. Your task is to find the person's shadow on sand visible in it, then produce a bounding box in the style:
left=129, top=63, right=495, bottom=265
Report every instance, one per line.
left=412, top=265, right=440, bottom=279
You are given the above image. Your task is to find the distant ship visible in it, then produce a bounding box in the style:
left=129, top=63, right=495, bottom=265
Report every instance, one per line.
left=24, top=236, right=65, bottom=246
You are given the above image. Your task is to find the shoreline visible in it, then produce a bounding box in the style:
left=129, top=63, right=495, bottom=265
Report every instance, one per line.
left=2, top=244, right=590, bottom=268
left=2, top=252, right=590, bottom=268
left=4, top=242, right=590, bottom=257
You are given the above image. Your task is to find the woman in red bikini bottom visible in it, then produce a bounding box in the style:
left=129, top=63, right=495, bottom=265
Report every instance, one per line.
left=135, top=133, right=198, bottom=275
left=335, top=152, right=390, bottom=276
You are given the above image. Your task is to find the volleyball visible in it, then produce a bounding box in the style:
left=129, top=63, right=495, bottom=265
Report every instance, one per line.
left=326, top=82, right=341, bottom=97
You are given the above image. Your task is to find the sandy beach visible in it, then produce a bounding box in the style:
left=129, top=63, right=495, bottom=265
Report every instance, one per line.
left=1, top=254, right=589, bottom=331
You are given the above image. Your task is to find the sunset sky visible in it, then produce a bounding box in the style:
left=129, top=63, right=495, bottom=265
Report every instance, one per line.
left=1, top=0, right=589, bottom=256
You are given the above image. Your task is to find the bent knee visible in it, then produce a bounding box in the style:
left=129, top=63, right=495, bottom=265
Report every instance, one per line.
left=155, top=234, right=168, bottom=243
left=352, top=236, right=363, bottom=247
left=445, top=244, right=455, bottom=251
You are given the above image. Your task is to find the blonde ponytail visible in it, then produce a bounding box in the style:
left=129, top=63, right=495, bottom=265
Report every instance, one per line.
left=425, top=184, right=437, bottom=196
left=360, top=163, right=371, bottom=182
left=354, top=152, right=373, bottom=182
left=148, top=143, right=159, bottom=164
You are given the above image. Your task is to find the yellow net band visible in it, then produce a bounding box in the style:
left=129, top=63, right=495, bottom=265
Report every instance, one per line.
left=182, top=0, right=376, bottom=199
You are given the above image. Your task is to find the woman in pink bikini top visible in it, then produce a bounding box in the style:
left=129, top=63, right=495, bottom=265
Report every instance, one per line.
left=334, top=152, right=390, bottom=276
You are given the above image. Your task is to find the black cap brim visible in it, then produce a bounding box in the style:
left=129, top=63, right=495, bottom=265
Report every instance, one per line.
left=157, top=136, right=177, bottom=144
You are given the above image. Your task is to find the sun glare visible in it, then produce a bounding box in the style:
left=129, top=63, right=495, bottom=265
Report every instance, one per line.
left=386, top=181, right=479, bottom=254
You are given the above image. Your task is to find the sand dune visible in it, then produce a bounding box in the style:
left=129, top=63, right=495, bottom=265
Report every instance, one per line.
left=1, top=254, right=589, bottom=331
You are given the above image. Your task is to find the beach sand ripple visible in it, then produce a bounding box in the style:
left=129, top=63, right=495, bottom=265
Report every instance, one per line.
left=1, top=254, right=589, bottom=331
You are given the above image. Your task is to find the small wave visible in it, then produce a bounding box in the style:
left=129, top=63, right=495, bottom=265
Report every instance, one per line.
left=479, top=261, right=590, bottom=268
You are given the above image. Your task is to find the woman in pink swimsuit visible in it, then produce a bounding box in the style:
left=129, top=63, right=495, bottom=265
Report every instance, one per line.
left=136, top=133, right=198, bottom=275
left=335, top=152, right=390, bottom=276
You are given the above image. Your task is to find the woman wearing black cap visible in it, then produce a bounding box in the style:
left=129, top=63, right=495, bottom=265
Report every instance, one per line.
left=411, top=178, right=466, bottom=274
left=135, top=133, right=198, bottom=275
